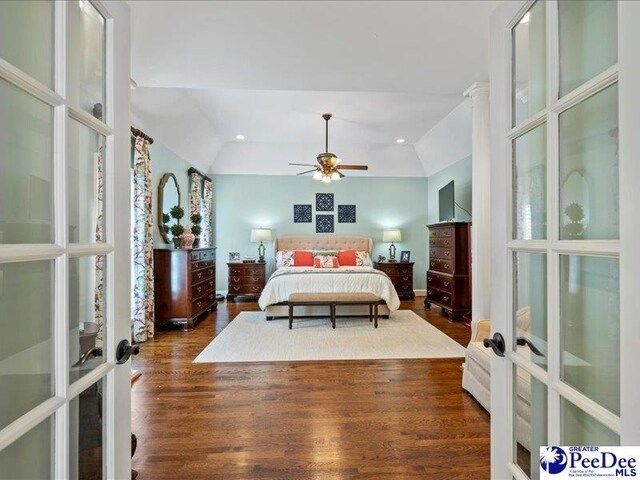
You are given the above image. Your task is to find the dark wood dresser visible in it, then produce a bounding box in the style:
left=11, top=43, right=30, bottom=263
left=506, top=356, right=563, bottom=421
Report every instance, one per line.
left=226, top=262, right=266, bottom=300
left=153, top=248, right=217, bottom=330
left=374, top=262, right=415, bottom=300
left=425, top=222, right=471, bottom=322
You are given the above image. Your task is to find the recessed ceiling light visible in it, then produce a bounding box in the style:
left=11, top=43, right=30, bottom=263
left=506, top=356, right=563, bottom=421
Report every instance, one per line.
left=520, top=12, right=530, bottom=24
left=236, top=134, right=245, bottom=140
left=396, top=138, right=405, bottom=144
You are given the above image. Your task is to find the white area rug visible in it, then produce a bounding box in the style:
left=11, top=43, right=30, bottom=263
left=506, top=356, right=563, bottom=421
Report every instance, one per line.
left=194, top=310, right=465, bottom=363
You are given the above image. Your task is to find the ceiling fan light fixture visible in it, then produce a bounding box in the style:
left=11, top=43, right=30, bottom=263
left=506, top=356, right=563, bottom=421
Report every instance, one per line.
left=321, top=175, right=331, bottom=184
left=330, top=171, right=341, bottom=181
left=312, top=170, right=323, bottom=180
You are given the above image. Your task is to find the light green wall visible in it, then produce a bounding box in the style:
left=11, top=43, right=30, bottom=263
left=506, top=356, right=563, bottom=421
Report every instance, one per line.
left=149, top=142, right=194, bottom=247
left=213, top=175, right=429, bottom=292
left=427, top=155, right=472, bottom=225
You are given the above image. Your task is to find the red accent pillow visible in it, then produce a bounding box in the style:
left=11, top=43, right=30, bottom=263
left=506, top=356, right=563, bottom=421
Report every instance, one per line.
left=337, top=250, right=357, bottom=266
left=293, top=250, right=314, bottom=266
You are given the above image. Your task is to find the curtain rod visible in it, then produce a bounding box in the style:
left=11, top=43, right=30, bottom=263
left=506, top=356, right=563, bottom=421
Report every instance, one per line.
left=188, top=166, right=212, bottom=183
left=131, top=126, right=154, bottom=144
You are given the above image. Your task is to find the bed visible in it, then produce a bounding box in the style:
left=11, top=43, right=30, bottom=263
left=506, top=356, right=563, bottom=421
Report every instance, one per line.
left=259, top=234, right=401, bottom=319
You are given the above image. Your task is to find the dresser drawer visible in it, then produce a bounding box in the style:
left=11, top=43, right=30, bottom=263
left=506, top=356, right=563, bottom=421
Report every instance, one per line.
left=229, top=265, right=263, bottom=276
left=192, top=267, right=215, bottom=283
left=427, top=288, right=452, bottom=307
left=430, top=246, right=452, bottom=260
left=375, top=265, right=396, bottom=275
left=427, top=271, right=453, bottom=292
left=429, top=258, right=452, bottom=274
left=394, top=283, right=414, bottom=295
left=191, top=294, right=209, bottom=314
left=228, top=284, right=264, bottom=295
left=429, top=227, right=452, bottom=239
left=192, top=278, right=215, bottom=298
left=192, top=259, right=214, bottom=271
left=199, top=250, right=214, bottom=260
left=229, top=273, right=264, bottom=285
left=430, top=236, right=453, bottom=248
left=390, top=274, right=412, bottom=286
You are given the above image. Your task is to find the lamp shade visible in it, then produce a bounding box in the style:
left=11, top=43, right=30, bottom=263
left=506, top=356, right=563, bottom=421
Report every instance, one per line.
left=250, top=228, right=272, bottom=242
left=382, top=229, right=401, bottom=242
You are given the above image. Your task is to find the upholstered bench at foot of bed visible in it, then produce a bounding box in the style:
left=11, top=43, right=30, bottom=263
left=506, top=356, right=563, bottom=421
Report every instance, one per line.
left=287, top=293, right=383, bottom=329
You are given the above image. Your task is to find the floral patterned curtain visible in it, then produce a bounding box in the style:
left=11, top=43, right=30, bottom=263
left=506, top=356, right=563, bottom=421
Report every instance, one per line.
left=189, top=170, right=203, bottom=218
left=94, top=145, right=105, bottom=347
left=131, top=136, right=155, bottom=342
left=203, top=179, right=213, bottom=247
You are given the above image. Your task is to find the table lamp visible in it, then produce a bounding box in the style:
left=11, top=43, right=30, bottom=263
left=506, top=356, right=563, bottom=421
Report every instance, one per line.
left=250, top=229, right=272, bottom=263
left=382, top=229, right=401, bottom=262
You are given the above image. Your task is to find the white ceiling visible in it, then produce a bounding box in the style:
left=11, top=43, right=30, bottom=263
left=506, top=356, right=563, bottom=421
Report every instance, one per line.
left=129, top=1, right=497, bottom=175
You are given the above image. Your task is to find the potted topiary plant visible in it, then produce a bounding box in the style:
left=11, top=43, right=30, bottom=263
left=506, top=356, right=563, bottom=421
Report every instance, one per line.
left=169, top=206, right=185, bottom=248
left=169, top=224, right=185, bottom=249
left=190, top=213, right=202, bottom=248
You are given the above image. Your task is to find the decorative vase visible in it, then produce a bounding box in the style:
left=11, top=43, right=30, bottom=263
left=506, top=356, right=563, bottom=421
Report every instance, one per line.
left=193, top=237, right=200, bottom=248
left=181, top=227, right=195, bottom=249
left=172, top=237, right=182, bottom=249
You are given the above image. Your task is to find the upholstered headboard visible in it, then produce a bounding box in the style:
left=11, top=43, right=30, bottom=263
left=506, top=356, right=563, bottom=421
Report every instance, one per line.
left=274, top=235, right=373, bottom=255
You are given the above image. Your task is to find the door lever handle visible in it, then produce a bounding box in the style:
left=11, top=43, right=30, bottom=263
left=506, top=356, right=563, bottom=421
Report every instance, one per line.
left=73, top=347, right=103, bottom=368
left=516, top=337, right=545, bottom=357
left=116, top=339, right=140, bottom=365
left=483, top=333, right=506, bottom=357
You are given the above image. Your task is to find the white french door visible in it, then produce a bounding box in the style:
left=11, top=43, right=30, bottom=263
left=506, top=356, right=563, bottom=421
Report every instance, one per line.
left=489, top=1, right=640, bottom=478
left=0, top=1, right=132, bottom=479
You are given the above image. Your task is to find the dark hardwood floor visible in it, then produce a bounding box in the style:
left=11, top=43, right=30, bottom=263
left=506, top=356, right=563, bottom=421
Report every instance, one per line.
left=131, top=298, right=490, bottom=479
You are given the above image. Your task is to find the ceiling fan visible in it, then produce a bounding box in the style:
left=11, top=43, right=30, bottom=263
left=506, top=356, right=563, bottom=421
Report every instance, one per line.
left=290, top=113, right=369, bottom=183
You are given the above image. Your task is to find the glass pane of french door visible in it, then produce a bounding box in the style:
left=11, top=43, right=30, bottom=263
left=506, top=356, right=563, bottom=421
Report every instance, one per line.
left=69, top=256, right=106, bottom=383
left=561, top=399, right=619, bottom=445
left=67, top=0, right=106, bottom=117
left=0, top=77, right=54, bottom=244
left=0, top=260, right=54, bottom=430
left=0, top=1, right=54, bottom=88
left=514, top=365, right=548, bottom=480
left=559, top=84, right=618, bottom=240
left=513, top=125, right=547, bottom=240
left=513, top=252, right=547, bottom=369
left=513, top=0, right=546, bottom=126
left=560, top=255, right=620, bottom=415
left=0, top=416, right=53, bottom=479
left=67, top=118, right=106, bottom=244
left=558, top=0, right=617, bottom=96
left=70, top=379, right=106, bottom=480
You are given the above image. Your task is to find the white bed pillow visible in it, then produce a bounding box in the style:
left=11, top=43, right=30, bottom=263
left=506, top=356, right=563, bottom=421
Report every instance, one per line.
left=275, top=250, right=294, bottom=268
left=355, top=251, right=373, bottom=267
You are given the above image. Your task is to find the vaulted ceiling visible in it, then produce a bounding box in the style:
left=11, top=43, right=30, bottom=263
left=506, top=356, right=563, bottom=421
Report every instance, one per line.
left=129, top=1, right=497, bottom=175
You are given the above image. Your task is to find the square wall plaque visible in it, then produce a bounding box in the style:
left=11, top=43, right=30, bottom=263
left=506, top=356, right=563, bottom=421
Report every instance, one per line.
left=316, top=193, right=334, bottom=211
left=316, top=215, right=334, bottom=233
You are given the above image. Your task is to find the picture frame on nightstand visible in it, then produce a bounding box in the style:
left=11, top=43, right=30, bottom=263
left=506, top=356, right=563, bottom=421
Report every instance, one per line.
left=400, top=251, right=411, bottom=263
left=229, top=252, right=240, bottom=262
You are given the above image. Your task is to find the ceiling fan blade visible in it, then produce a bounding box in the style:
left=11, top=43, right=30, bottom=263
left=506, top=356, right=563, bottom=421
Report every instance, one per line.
left=337, top=165, right=369, bottom=170
left=296, top=169, right=318, bottom=176
left=337, top=170, right=345, bottom=178
left=289, top=163, right=317, bottom=167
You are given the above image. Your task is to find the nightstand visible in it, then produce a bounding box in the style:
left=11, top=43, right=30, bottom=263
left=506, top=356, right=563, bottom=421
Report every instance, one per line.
left=226, top=262, right=266, bottom=301
left=374, top=262, right=415, bottom=300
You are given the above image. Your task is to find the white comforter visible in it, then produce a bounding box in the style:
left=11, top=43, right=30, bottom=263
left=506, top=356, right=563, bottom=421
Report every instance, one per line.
left=258, top=266, right=401, bottom=311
